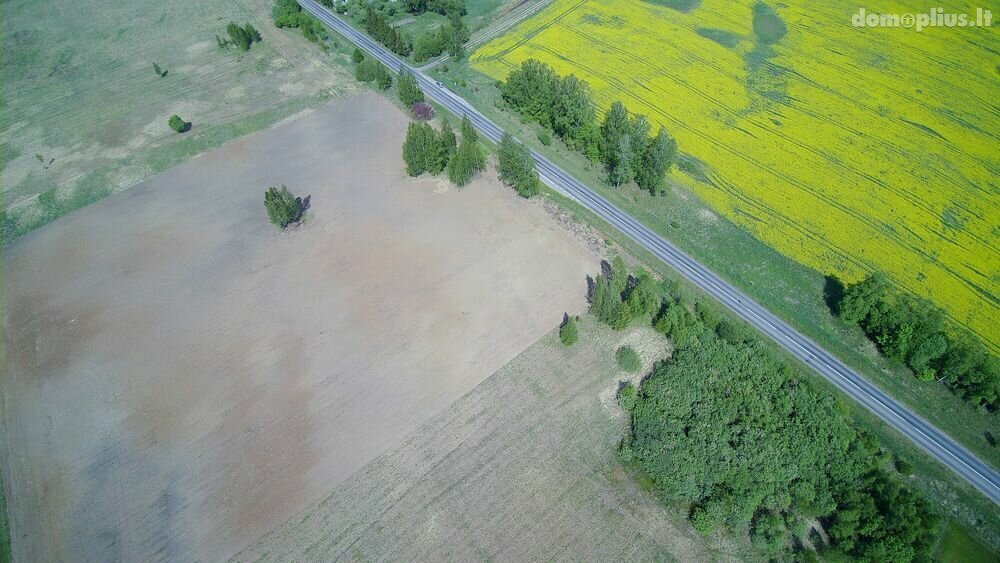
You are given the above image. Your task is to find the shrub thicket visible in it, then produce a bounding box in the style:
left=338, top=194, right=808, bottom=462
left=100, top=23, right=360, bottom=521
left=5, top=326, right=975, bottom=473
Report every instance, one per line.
left=624, top=336, right=937, bottom=559
left=616, top=345, right=641, bottom=372
left=168, top=115, right=190, bottom=133
left=836, top=272, right=998, bottom=408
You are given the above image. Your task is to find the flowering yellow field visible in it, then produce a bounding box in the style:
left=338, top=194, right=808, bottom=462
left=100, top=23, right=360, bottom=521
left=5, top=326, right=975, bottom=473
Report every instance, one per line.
left=471, top=0, right=999, bottom=348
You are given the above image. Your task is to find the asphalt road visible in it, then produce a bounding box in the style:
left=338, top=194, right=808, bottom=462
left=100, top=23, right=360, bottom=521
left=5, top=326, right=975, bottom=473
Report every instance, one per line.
left=299, top=0, right=1000, bottom=505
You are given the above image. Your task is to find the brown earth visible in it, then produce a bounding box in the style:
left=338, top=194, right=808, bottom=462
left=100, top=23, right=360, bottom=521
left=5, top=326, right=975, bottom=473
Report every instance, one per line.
left=1, top=93, right=596, bottom=561
left=237, top=318, right=742, bottom=562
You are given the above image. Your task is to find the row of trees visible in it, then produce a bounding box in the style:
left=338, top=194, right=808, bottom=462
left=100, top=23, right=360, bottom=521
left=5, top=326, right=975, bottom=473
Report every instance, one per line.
left=222, top=22, right=262, bottom=51
left=402, top=0, right=465, bottom=17
left=402, top=115, right=484, bottom=187
left=412, top=15, right=468, bottom=62
left=363, top=6, right=410, bottom=56
left=500, top=59, right=678, bottom=193
left=837, top=272, right=998, bottom=409
left=273, top=0, right=329, bottom=44
left=586, top=261, right=938, bottom=559
left=354, top=55, right=393, bottom=90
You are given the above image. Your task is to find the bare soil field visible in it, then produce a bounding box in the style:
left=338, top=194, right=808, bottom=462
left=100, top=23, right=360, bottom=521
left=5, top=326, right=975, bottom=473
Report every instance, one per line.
left=1, top=0, right=357, bottom=240
left=239, top=317, right=743, bottom=561
left=1, top=93, right=596, bottom=561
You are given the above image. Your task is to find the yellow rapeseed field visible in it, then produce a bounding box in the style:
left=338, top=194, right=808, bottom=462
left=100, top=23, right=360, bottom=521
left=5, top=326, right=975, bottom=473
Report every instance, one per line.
left=472, top=0, right=999, bottom=348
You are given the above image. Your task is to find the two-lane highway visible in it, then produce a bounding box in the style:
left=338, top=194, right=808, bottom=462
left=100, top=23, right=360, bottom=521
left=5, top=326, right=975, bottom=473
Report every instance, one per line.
left=298, top=0, right=1000, bottom=504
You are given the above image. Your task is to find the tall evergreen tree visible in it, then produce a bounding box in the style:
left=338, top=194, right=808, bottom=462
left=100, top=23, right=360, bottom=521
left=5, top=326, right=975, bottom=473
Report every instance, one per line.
left=460, top=115, right=477, bottom=143
left=439, top=118, right=457, bottom=161
left=264, top=185, right=304, bottom=229
left=397, top=68, right=424, bottom=106
left=447, top=133, right=484, bottom=187
left=498, top=133, right=540, bottom=198
left=402, top=122, right=444, bottom=176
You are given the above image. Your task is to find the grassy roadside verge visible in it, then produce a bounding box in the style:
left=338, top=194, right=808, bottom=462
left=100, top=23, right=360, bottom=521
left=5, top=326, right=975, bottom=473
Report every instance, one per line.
left=423, top=61, right=1000, bottom=468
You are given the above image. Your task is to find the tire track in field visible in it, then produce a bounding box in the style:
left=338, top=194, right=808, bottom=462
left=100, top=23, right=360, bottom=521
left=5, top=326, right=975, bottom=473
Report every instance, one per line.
left=555, top=10, right=998, bottom=238
left=539, top=15, right=1000, bottom=261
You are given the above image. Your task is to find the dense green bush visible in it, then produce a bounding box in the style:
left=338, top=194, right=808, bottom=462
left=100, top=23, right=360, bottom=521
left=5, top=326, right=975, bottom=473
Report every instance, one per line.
left=264, top=185, right=305, bottom=229
left=226, top=22, right=261, bottom=51
left=167, top=115, right=190, bottom=133
left=837, top=272, right=998, bottom=409
left=616, top=346, right=641, bottom=372
left=625, top=336, right=937, bottom=559
left=617, top=382, right=637, bottom=413
left=273, top=0, right=327, bottom=44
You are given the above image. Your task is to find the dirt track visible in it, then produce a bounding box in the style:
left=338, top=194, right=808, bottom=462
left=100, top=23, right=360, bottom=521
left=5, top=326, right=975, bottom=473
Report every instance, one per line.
left=1, top=93, right=595, bottom=561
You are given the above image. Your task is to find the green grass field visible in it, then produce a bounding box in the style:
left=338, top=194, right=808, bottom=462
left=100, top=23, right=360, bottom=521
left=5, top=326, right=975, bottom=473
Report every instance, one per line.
left=1, top=0, right=359, bottom=243
left=934, top=521, right=1000, bottom=563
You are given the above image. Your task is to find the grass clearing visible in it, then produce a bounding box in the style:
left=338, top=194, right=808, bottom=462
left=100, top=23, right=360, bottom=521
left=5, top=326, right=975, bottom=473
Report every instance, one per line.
left=469, top=0, right=999, bottom=351
left=1, top=0, right=359, bottom=242
left=934, top=521, right=1000, bottom=563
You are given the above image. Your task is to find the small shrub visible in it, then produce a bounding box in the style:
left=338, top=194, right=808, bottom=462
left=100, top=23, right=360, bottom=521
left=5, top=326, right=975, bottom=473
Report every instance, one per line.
left=537, top=129, right=551, bottom=146
left=559, top=314, right=578, bottom=346
left=152, top=63, right=167, bottom=77
left=616, top=345, right=641, bottom=372
left=264, top=185, right=305, bottom=229
left=168, top=115, right=190, bottom=133
left=895, top=456, right=914, bottom=476
left=411, top=102, right=435, bottom=120
left=352, top=48, right=364, bottom=63
left=617, top=382, right=637, bottom=412
left=670, top=220, right=680, bottom=228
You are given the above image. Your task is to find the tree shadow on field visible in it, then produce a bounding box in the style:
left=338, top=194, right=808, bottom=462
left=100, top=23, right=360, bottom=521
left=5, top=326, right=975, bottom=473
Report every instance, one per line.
left=823, top=275, right=845, bottom=316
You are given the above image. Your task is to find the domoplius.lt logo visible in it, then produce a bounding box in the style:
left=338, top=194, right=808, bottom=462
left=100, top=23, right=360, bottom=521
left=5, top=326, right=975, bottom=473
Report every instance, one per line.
left=852, top=7, right=993, bottom=31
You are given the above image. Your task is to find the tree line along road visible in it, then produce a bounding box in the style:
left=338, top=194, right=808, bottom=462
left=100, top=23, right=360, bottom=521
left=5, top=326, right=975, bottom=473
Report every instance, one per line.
left=297, top=0, right=1000, bottom=505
